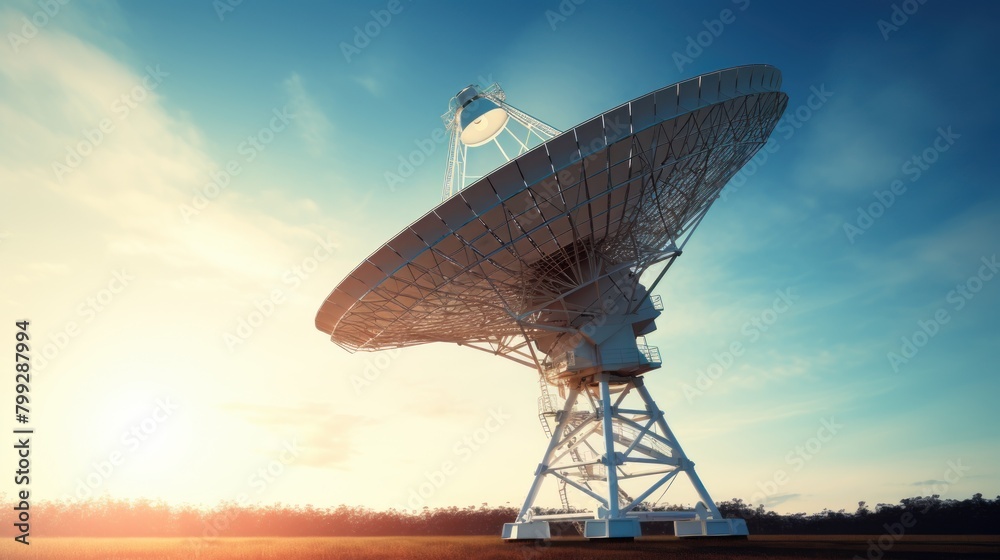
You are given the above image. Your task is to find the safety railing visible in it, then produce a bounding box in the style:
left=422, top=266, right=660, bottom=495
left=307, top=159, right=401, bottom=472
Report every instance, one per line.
left=637, top=344, right=661, bottom=365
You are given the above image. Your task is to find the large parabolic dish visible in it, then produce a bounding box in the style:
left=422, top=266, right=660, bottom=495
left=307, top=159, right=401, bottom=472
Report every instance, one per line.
left=317, top=65, right=787, bottom=356
left=316, top=64, right=789, bottom=540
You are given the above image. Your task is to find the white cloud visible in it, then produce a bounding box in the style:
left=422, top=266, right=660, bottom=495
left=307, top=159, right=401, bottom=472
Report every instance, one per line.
left=0, top=11, right=344, bottom=292
left=282, top=72, right=332, bottom=156
left=351, top=75, right=382, bottom=96
left=0, top=6, right=358, bottom=501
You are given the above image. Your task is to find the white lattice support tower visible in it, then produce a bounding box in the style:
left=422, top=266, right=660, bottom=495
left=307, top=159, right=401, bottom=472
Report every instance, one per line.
left=504, top=372, right=748, bottom=540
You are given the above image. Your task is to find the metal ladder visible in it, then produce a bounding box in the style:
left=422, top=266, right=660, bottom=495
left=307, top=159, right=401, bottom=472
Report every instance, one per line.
left=537, top=375, right=575, bottom=512
left=538, top=374, right=640, bottom=516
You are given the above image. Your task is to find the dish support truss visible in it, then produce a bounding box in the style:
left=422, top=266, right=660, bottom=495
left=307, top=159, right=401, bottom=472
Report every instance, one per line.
left=441, top=82, right=560, bottom=201
left=503, top=374, right=748, bottom=540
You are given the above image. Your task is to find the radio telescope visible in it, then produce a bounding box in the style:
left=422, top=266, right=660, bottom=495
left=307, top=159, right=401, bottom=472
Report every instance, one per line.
left=316, top=65, right=788, bottom=540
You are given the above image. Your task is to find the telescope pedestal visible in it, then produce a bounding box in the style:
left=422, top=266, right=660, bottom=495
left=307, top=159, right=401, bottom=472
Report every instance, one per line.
left=502, top=373, right=747, bottom=541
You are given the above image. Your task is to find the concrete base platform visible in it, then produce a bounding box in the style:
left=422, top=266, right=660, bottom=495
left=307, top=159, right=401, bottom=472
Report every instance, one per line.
left=501, top=521, right=551, bottom=540
left=583, top=518, right=642, bottom=539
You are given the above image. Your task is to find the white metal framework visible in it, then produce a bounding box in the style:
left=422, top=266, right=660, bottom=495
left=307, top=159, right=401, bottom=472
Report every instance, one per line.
left=316, top=65, right=788, bottom=540
left=441, top=83, right=560, bottom=201
left=509, top=373, right=746, bottom=540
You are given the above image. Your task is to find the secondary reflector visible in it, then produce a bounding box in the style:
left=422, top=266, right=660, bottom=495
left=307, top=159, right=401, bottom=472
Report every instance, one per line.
left=457, top=87, right=510, bottom=147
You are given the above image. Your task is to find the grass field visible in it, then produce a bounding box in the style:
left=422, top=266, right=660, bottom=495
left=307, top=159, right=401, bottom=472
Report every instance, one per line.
left=1, top=535, right=998, bottom=559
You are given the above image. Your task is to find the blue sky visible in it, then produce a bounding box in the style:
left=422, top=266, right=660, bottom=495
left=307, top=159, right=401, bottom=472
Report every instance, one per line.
left=1, top=0, right=998, bottom=515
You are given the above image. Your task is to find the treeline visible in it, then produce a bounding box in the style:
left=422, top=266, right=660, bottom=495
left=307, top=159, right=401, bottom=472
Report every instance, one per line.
left=716, top=494, right=1000, bottom=535
left=2, top=493, right=998, bottom=538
